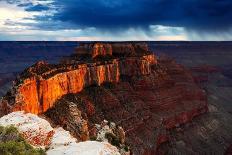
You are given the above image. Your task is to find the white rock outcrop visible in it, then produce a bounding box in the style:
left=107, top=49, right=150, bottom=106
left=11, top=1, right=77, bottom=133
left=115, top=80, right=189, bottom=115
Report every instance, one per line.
left=0, top=111, right=120, bottom=155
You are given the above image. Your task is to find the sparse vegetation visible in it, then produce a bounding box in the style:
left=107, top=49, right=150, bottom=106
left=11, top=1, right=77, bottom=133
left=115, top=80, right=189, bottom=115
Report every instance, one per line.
left=90, top=136, right=97, bottom=141
left=0, top=125, right=46, bottom=155
left=124, top=145, right=129, bottom=152
left=105, top=132, right=120, bottom=147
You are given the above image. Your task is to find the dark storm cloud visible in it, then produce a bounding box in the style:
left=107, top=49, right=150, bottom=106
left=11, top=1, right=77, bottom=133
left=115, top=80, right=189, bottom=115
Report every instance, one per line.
left=25, top=4, right=50, bottom=11
left=4, top=0, right=232, bottom=32
left=50, top=0, right=232, bottom=31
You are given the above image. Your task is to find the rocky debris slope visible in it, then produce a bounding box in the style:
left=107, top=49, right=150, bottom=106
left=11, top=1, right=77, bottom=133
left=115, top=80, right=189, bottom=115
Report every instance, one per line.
left=0, top=111, right=121, bottom=155
left=46, top=100, right=130, bottom=154
left=0, top=42, right=208, bottom=154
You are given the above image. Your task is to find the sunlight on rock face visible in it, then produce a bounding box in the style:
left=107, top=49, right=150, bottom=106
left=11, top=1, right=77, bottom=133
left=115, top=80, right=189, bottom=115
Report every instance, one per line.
left=0, top=111, right=120, bottom=155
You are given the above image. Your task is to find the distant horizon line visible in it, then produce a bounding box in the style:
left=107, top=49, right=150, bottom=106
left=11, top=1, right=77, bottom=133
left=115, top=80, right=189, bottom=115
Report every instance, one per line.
left=1, top=40, right=232, bottom=42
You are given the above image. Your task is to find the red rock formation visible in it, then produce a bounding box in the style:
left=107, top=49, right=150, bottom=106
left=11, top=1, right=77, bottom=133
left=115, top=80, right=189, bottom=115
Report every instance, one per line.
left=45, top=100, right=89, bottom=141
left=7, top=60, right=120, bottom=114
left=0, top=42, right=208, bottom=155
left=75, top=42, right=150, bottom=58
left=92, top=43, right=113, bottom=58
left=193, top=75, right=209, bottom=84
left=191, top=65, right=221, bottom=73
left=0, top=43, right=157, bottom=115
left=226, top=145, right=232, bottom=155
left=75, top=43, right=113, bottom=58
left=45, top=57, right=208, bottom=155
left=112, top=42, right=149, bottom=56
left=190, top=65, right=221, bottom=85
left=119, top=56, right=154, bottom=76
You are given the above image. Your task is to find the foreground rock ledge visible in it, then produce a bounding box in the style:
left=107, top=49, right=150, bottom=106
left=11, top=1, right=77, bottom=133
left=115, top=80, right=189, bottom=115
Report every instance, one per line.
left=0, top=111, right=121, bottom=155
left=0, top=42, right=208, bottom=155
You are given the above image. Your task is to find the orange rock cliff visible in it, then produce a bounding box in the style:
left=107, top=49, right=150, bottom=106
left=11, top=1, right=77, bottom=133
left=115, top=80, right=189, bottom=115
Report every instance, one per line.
left=0, top=42, right=156, bottom=115
left=0, top=42, right=208, bottom=155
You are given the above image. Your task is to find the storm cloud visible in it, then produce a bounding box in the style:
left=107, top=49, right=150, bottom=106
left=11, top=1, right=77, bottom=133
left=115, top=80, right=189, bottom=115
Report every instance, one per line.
left=50, top=0, right=232, bottom=31
left=1, top=0, right=232, bottom=40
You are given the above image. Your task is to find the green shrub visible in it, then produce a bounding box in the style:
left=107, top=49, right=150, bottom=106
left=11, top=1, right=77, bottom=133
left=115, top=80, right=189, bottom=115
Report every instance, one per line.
left=124, top=145, right=129, bottom=152
left=90, top=136, right=97, bottom=141
left=0, top=126, right=46, bottom=155
left=105, top=132, right=120, bottom=147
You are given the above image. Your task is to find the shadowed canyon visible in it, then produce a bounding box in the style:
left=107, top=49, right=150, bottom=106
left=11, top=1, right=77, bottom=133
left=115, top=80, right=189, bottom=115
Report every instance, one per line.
left=0, top=42, right=232, bottom=155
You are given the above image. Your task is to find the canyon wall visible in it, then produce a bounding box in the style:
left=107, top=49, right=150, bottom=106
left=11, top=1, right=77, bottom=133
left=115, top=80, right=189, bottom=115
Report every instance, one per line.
left=6, top=61, right=120, bottom=114
left=1, top=51, right=156, bottom=115
left=75, top=42, right=149, bottom=58
left=45, top=57, right=208, bottom=155
left=0, top=43, right=208, bottom=154
left=75, top=43, right=113, bottom=58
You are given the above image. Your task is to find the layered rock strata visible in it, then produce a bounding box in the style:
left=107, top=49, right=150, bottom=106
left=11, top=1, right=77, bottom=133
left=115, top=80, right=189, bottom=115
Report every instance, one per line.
left=45, top=54, right=207, bottom=154
left=45, top=56, right=208, bottom=154
left=0, top=47, right=156, bottom=115
left=0, top=42, right=208, bottom=154
left=74, top=42, right=149, bottom=58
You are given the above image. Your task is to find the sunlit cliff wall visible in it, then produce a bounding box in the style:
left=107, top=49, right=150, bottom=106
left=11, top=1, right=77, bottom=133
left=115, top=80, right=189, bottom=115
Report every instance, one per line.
left=1, top=44, right=156, bottom=115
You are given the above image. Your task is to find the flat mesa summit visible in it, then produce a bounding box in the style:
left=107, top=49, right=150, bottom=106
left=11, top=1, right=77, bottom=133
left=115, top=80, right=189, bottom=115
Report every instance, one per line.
left=0, top=42, right=208, bottom=155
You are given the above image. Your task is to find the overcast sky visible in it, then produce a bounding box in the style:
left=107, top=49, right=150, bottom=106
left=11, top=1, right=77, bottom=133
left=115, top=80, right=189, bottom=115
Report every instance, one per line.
left=0, top=0, right=232, bottom=41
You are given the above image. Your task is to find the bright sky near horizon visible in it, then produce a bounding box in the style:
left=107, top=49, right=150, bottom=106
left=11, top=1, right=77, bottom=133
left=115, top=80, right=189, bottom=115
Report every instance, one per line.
left=0, top=0, right=232, bottom=41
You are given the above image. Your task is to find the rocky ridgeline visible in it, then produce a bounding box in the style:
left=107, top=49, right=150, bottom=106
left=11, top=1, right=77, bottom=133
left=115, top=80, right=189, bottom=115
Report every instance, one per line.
left=0, top=42, right=208, bottom=155
left=0, top=43, right=156, bottom=115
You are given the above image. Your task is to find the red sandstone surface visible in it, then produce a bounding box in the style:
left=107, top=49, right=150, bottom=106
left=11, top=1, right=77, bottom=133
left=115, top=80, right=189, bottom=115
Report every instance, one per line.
left=0, top=43, right=156, bottom=115
left=191, top=65, right=221, bottom=84
left=0, top=42, right=208, bottom=155
left=45, top=56, right=208, bottom=154
left=191, top=65, right=221, bottom=73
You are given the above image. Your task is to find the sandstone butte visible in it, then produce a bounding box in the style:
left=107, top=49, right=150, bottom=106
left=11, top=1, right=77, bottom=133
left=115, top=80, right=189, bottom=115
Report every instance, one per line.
left=0, top=42, right=208, bottom=155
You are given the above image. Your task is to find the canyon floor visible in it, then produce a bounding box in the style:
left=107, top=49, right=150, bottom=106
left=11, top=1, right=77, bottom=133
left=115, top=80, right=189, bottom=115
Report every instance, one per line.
left=0, top=41, right=232, bottom=154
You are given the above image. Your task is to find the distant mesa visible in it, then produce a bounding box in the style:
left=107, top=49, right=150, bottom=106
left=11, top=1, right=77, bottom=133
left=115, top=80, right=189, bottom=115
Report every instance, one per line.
left=74, top=42, right=149, bottom=58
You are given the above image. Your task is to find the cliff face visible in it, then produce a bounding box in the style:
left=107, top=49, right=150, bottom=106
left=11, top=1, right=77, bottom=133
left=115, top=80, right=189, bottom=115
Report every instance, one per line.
left=75, top=42, right=149, bottom=58
left=45, top=56, right=208, bottom=155
left=119, top=55, right=156, bottom=76
left=92, top=43, right=113, bottom=58
left=0, top=42, right=208, bottom=154
left=6, top=60, right=120, bottom=114
left=0, top=43, right=156, bottom=115
left=75, top=43, right=113, bottom=58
